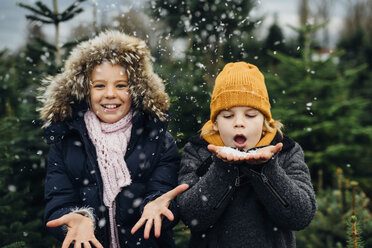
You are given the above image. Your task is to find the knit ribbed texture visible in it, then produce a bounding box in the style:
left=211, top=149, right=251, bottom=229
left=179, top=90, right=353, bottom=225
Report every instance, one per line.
left=210, top=62, right=271, bottom=122
left=84, top=110, right=133, bottom=248
left=201, top=62, right=276, bottom=147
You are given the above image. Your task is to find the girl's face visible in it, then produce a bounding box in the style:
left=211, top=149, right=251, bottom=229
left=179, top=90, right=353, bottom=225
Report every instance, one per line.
left=213, top=106, right=264, bottom=151
left=90, top=62, right=132, bottom=124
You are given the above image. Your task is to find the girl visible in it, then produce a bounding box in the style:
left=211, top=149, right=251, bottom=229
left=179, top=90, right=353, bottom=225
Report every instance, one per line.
left=39, top=30, right=187, bottom=248
left=178, top=62, right=317, bottom=247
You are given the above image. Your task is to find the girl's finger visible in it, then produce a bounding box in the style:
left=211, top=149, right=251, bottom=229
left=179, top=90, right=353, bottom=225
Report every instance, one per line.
left=62, top=236, right=73, bottom=248
left=74, top=240, right=82, bottom=248
left=144, top=219, right=154, bottom=239
left=90, top=238, right=104, bottom=248
left=46, top=216, right=66, bottom=228
left=163, top=184, right=189, bottom=200
left=154, top=215, right=162, bottom=238
left=162, top=208, right=174, bottom=221
left=83, top=241, right=92, bottom=248
left=131, top=218, right=146, bottom=235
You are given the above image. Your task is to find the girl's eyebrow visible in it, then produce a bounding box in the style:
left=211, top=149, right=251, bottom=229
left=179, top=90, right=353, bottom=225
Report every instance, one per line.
left=91, top=79, right=128, bottom=83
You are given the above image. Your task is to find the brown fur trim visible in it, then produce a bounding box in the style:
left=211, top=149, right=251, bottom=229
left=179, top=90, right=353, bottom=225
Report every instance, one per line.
left=38, top=30, right=169, bottom=126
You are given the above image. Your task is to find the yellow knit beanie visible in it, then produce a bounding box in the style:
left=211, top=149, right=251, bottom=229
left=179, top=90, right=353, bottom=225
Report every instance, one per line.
left=201, top=62, right=277, bottom=147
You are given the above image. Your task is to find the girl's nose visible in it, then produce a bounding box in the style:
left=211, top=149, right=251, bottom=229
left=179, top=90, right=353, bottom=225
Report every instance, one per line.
left=105, top=85, right=116, bottom=98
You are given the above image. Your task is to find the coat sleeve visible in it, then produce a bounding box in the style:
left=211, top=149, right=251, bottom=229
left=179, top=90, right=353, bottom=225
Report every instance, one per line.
left=44, top=141, right=82, bottom=240
left=140, top=132, right=181, bottom=230
left=242, top=142, right=317, bottom=231
left=177, top=141, right=239, bottom=232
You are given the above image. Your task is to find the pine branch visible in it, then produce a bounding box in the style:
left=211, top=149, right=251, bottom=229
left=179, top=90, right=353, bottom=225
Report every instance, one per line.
left=60, top=8, right=84, bottom=22
left=60, top=0, right=87, bottom=18
left=2, top=241, right=26, bottom=248
left=35, top=1, right=53, bottom=17
left=35, top=37, right=57, bottom=51
left=24, top=15, right=54, bottom=24
left=17, top=2, right=45, bottom=16
left=62, top=37, right=88, bottom=49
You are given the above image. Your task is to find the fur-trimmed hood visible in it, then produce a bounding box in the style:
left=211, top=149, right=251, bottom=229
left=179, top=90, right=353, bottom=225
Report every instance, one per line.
left=38, top=30, right=169, bottom=127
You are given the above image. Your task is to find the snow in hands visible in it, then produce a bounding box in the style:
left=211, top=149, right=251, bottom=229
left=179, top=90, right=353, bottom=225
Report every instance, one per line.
left=218, top=146, right=257, bottom=158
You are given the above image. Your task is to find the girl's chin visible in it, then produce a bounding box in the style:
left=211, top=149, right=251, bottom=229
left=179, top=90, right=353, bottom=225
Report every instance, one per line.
left=98, top=113, right=123, bottom=123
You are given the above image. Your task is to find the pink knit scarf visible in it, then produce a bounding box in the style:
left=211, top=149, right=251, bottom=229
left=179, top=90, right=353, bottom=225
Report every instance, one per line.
left=84, top=110, right=133, bottom=248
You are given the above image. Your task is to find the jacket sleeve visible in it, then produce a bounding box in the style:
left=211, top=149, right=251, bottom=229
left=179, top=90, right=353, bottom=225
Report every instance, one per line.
left=140, top=132, right=180, bottom=230
left=177, top=141, right=238, bottom=232
left=242, top=142, right=317, bottom=231
left=44, top=141, right=82, bottom=240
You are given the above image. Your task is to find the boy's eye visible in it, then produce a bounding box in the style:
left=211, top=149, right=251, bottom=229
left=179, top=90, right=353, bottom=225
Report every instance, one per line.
left=223, top=115, right=233, bottom=119
left=246, top=114, right=256, bottom=118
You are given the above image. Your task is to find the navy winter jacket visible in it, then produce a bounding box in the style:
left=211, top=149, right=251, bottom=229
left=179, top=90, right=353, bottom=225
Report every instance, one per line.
left=44, top=109, right=180, bottom=247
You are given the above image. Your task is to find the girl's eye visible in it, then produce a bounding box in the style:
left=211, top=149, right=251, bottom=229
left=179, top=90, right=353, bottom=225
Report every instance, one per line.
left=117, top=83, right=128, bottom=88
left=93, top=84, right=104, bottom=88
left=223, top=115, right=233, bottom=119
left=246, top=114, right=256, bottom=118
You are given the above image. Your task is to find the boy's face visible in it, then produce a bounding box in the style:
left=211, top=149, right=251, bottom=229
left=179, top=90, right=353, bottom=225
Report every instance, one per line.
left=213, top=106, right=264, bottom=151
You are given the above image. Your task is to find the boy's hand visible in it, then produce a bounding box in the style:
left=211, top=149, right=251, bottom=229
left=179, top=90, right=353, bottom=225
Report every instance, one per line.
left=131, top=184, right=189, bottom=239
left=46, top=213, right=103, bottom=248
left=208, top=143, right=283, bottom=164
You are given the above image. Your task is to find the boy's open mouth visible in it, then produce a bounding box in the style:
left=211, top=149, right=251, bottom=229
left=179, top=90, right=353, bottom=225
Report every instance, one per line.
left=233, top=134, right=247, bottom=148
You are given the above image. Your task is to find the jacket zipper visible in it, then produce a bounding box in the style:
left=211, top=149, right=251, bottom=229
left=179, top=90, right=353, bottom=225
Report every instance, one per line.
left=251, top=169, right=289, bottom=208
left=214, top=185, right=234, bottom=210
left=214, top=168, right=239, bottom=210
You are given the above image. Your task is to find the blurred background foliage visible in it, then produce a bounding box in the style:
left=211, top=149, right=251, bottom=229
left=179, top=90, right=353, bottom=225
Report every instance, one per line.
left=0, top=0, right=372, bottom=247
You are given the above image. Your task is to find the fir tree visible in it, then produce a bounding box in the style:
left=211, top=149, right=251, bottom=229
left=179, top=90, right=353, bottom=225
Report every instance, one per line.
left=17, top=0, right=87, bottom=65
left=296, top=169, right=372, bottom=247
left=263, top=13, right=288, bottom=65
left=346, top=181, right=365, bottom=248
left=0, top=1, right=88, bottom=246
left=264, top=24, right=371, bottom=187
left=148, top=0, right=262, bottom=145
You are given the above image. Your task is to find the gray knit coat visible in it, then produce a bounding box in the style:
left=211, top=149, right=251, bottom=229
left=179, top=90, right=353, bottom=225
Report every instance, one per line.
left=178, top=134, right=317, bottom=248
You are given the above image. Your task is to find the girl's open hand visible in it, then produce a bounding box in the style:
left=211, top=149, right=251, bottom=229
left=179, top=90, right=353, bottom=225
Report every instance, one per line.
left=46, top=213, right=103, bottom=248
left=208, top=143, right=283, bottom=164
left=131, top=184, right=189, bottom=239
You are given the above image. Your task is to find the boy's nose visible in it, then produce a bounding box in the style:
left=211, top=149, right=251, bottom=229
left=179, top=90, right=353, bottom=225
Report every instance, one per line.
left=234, top=115, right=245, bottom=128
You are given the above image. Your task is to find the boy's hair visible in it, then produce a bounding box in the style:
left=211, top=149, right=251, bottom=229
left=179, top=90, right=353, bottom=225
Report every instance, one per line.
left=263, top=118, right=284, bottom=139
